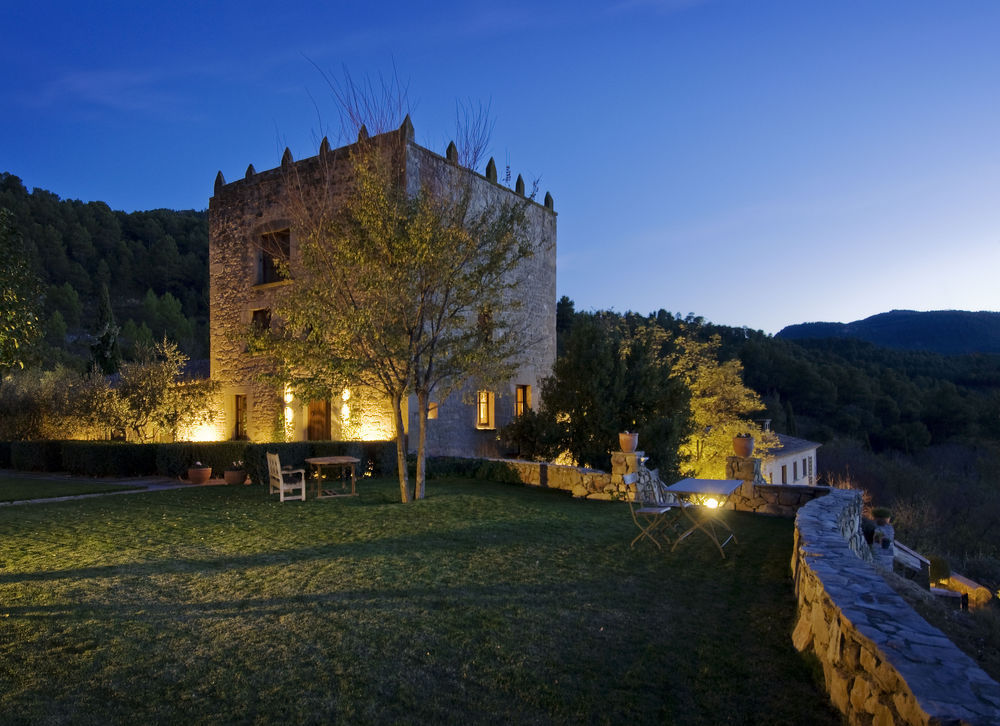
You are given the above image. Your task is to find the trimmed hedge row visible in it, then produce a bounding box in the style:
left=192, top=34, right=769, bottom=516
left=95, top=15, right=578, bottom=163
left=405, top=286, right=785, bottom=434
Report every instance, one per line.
left=422, top=456, right=522, bottom=484
left=0, top=442, right=523, bottom=487
left=0, top=440, right=397, bottom=481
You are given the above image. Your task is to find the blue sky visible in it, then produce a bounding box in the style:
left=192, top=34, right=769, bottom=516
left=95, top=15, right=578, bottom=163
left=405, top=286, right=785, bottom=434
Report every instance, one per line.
left=2, top=0, right=999, bottom=333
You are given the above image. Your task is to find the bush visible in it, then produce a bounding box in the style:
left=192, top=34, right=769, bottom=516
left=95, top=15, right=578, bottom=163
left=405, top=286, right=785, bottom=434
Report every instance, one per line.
left=60, top=441, right=158, bottom=477
left=155, top=442, right=251, bottom=479
left=423, top=456, right=522, bottom=485
left=2, top=438, right=396, bottom=483
left=11, top=441, right=63, bottom=471
left=929, top=555, right=951, bottom=583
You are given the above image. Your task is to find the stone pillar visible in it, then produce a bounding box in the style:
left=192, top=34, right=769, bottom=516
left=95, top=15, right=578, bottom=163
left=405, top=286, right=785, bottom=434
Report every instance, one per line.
left=611, top=449, right=644, bottom=500
left=726, top=455, right=765, bottom=506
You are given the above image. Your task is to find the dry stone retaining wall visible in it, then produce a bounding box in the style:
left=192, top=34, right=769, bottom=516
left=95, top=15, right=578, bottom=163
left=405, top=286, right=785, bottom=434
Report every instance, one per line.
left=729, top=482, right=831, bottom=516
left=792, top=490, right=1000, bottom=725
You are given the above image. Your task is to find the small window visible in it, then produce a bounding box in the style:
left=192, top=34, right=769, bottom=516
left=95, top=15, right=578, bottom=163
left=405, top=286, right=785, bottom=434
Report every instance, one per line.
left=427, top=402, right=439, bottom=420
left=258, top=229, right=290, bottom=284
left=251, top=308, right=271, bottom=333
left=793, top=461, right=798, bottom=481
left=234, top=394, right=247, bottom=440
left=515, top=385, right=531, bottom=417
left=476, top=390, right=494, bottom=429
left=781, top=465, right=787, bottom=485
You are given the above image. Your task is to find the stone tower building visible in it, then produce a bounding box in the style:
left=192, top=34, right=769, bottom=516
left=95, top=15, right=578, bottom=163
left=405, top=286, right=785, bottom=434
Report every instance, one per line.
left=208, top=118, right=557, bottom=457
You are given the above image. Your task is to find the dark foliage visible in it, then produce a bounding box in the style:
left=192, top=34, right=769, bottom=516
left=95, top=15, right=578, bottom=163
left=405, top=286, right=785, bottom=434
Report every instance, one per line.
left=0, top=173, right=209, bottom=367
left=61, top=441, right=158, bottom=477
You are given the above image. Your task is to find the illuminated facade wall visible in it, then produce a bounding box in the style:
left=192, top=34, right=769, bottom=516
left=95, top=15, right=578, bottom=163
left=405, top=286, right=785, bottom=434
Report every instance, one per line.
left=761, top=433, right=819, bottom=485
left=208, top=120, right=556, bottom=452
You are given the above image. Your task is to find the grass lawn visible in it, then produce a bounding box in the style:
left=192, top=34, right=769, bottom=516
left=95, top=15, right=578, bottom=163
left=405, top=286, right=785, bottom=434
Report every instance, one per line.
left=0, top=478, right=840, bottom=725
left=0, top=475, right=144, bottom=503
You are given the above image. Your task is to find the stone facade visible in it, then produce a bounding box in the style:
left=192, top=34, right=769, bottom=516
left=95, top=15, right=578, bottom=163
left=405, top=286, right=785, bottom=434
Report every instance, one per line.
left=208, top=119, right=557, bottom=454
left=792, top=490, right=1000, bottom=725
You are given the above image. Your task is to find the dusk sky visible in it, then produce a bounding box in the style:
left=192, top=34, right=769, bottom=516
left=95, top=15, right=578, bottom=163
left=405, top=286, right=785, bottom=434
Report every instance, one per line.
left=2, top=1, right=998, bottom=334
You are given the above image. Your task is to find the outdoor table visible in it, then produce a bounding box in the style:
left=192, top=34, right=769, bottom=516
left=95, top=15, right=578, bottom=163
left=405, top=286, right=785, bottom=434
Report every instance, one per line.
left=304, top=456, right=361, bottom=498
left=665, top=478, right=743, bottom=559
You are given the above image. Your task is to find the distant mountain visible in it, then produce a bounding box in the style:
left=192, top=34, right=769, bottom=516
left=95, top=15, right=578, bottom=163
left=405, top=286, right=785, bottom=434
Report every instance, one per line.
left=776, top=310, right=1000, bottom=355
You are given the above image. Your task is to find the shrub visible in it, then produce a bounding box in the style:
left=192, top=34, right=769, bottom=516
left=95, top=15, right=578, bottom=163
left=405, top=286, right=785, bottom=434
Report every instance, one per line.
left=11, top=441, right=63, bottom=471
left=60, top=441, right=158, bottom=477
left=928, top=555, right=951, bottom=583
left=424, top=456, right=522, bottom=485
left=155, top=442, right=251, bottom=479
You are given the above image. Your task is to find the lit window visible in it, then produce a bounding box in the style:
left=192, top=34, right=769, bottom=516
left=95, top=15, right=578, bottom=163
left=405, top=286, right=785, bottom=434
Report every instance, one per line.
left=476, top=391, right=494, bottom=429
left=427, top=402, right=438, bottom=420
left=515, top=385, right=531, bottom=417
left=258, top=229, right=290, bottom=284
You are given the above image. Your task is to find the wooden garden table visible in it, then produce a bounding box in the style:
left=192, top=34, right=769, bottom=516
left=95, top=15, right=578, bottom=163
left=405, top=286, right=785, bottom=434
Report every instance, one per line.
left=304, top=456, right=360, bottom=498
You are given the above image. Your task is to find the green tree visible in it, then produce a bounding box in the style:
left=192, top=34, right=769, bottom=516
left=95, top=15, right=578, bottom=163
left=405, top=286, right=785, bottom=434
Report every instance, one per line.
left=671, top=334, right=774, bottom=478
left=115, top=338, right=217, bottom=442
left=91, top=283, right=121, bottom=374
left=0, top=208, right=41, bottom=373
left=514, top=310, right=686, bottom=473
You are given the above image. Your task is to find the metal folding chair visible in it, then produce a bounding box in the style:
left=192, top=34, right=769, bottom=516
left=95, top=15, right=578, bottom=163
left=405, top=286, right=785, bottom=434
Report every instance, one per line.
left=627, top=471, right=682, bottom=550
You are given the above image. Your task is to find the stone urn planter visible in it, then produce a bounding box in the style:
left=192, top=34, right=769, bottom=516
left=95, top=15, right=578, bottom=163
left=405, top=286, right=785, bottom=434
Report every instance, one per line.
left=619, top=432, right=638, bottom=453
left=732, top=435, right=754, bottom=458
left=187, top=463, right=212, bottom=485
left=224, top=469, right=248, bottom=486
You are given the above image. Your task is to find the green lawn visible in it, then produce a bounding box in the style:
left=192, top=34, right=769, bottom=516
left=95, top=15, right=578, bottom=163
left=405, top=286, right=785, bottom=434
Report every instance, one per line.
left=0, top=478, right=840, bottom=725
left=0, top=475, right=143, bottom=502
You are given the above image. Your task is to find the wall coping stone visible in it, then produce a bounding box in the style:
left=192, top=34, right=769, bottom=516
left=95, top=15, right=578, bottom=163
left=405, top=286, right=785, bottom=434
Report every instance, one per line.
left=794, top=490, right=1000, bottom=725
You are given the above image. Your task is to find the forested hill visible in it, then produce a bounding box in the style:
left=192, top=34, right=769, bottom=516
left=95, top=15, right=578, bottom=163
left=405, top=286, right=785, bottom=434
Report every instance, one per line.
left=0, top=172, right=209, bottom=367
left=777, top=310, right=1000, bottom=354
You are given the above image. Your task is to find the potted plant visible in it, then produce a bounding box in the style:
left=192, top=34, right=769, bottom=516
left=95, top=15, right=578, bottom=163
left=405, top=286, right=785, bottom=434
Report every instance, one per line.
left=187, top=461, right=212, bottom=485
left=733, top=433, right=754, bottom=458
left=871, top=507, right=893, bottom=550
left=871, top=507, right=892, bottom=526
left=619, top=431, right=638, bottom=453
left=224, top=460, right=248, bottom=486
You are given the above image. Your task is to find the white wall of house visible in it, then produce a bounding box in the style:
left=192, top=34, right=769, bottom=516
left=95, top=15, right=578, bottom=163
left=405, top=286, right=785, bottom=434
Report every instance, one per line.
left=761, top=434, right=820, bottom=485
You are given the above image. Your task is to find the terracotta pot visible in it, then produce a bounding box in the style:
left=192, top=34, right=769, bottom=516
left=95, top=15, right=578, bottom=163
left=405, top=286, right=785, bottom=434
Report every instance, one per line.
left=187, top=466, right=212, bottom=485
left=619, top=432, right=638, bottom=453
left=733, top=436, right=754, bottom=458
left=224, top=469, right=247, bottom=486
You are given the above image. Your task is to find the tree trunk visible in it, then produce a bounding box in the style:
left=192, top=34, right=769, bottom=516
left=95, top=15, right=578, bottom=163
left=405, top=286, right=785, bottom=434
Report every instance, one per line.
left=414, top=389, right=428, bottom=499
left=391, top=391, right=411, bottom=502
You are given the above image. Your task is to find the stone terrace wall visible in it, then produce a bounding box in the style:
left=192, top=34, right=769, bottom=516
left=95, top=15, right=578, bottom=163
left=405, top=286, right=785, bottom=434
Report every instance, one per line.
left=792, top=490, right=1000, bottom=725
left=503, top=458, right=615, bottom=499
left=730, top=482, right=831, bottom=516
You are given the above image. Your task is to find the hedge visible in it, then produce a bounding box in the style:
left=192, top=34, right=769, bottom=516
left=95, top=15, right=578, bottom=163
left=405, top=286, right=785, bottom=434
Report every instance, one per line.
left=1, top=442, right=517, bottom=486
left=0, top=440, right=397, bottom=481
left=61, top=441, right=158, bottom=477
left=10, top=441, right=64, bottom=472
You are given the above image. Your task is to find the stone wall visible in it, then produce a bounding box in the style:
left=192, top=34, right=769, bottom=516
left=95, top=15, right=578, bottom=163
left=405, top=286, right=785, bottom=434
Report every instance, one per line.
left=209, top=119, right=556, bottom=452
left=729, top=481, right=831, bottom=516
left=792, top=490, right=1000, bottom=725
left=502, top=458, right=614, bottom=499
